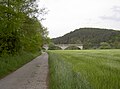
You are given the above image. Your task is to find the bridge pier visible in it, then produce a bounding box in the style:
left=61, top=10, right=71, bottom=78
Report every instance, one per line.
left=77, top=46, right=83, bottom=50
left=43, top=44, right=83, bottom=50
left=60, top=46, right=68, bottom=50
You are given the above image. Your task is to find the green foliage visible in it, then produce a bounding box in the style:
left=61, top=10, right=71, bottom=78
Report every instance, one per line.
left=20, top=17, right=44, bottom=52
left=65, top=46, right=80, bottom=50
left=109, top=35, right=120, bottom=49
left=99, top=42, right=111, bottom=49
left=112, top=42, right=120, bottom=49
left=0, top=0, right=48, bottom=78
left=48, top=44, right=62, bottom=50
left=0, top=0, right=24, bottom=54
left=52, top=28, right=120, bottom=49
left=0, top=0, right=48, bottom=55
left=48, top=50, right=120, bottom=89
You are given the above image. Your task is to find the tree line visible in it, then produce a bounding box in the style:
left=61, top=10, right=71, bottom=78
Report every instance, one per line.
left=0, top=0, right=49, bottom=55
left=52, top=28, right=120, bottom=49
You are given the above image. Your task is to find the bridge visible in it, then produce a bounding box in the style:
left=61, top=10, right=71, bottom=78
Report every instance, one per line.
left=43, top=44, right=83, bottom=50
left=55, top=44, right=83, bottom=50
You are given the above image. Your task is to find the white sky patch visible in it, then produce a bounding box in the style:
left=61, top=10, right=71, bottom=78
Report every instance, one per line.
left=39, top=0, right=120, bottom=38
left=101, top=6, right=120, bottom=22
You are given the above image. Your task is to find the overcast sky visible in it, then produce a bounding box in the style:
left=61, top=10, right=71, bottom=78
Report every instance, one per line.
left=39, top=0, right=120, bottom=38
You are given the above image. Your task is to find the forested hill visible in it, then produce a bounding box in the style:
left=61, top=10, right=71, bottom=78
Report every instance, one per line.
left=52, top=28, right=120, bottom=49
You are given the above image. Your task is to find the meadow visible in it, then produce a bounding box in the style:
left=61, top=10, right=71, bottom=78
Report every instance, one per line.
left=48, top=50, right=120, bottom=89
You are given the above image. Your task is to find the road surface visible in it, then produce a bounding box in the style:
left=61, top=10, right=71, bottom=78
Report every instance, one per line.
left=0, top=53, right=49, bottom=89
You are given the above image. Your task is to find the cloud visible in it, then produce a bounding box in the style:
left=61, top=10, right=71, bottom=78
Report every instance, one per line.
left=101, top=16, right=120, bottom=22
left=40, top=0, right=120, bottom=38
left=100, top=6, right=120, bottom=22
left=112, top=6, right=120, bottom=12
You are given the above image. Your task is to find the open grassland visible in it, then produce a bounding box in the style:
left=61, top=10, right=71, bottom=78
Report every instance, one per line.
left=48, top=50, right=120, bottom=89
left=0, top=51, right=40, bottom=79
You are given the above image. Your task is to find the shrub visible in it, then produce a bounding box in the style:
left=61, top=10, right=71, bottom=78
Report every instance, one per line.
left=99, top=42, right=111, bottom=49
left=65, top=46, right=80, bottom=50
left=48, top=44, right=62, bottom=50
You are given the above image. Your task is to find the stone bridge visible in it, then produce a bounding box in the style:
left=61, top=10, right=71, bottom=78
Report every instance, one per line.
left=55, top=44, right=83, bottom=50
left=43, top=44, right=83, bottom=50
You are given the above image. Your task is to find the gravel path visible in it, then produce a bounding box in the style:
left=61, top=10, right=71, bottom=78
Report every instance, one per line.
left=0, top=53, right=49, bottom=89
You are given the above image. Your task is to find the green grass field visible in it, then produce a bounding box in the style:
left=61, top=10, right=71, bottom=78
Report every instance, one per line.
left=48, top=50, right=120, bottom=89
left=0, top=51, right=40, bottom=79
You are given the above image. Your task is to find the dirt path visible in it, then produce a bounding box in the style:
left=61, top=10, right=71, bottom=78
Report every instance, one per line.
left=0, top=53, right=49, bottom=89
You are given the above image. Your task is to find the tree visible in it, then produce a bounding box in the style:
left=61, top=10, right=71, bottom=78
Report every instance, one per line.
left=48, top=43, right=62, bottom=50
left=0, top=0, right=48, bottom=54
left=65, top=46, right=80, bottom=50
left=110, top=35, right=120, bottom=49
left=99, top=42, right=111, bottom=49
left=0, top=0, right=24, bottom=54
left=52, top=28, right=120, bottom=49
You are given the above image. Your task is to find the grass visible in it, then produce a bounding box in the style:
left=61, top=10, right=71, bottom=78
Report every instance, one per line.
left=0, top=51, right=40, bottom=79
left=48, top=49, right=120, bottom=89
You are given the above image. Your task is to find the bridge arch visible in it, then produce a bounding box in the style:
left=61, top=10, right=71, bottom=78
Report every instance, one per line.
left=43, top=44, right=83, bottom=50
left=55, top=44, right=83, bottom=50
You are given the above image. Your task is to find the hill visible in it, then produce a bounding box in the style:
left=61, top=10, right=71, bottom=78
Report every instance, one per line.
left=52, top=28, right=120, bottom=49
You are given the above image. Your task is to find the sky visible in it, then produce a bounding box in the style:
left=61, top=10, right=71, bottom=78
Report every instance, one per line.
left=39, top=0, right=120, bottom=38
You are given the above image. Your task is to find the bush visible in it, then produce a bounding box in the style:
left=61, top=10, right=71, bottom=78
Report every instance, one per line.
left=65, top=46, right=80, bottom=50
left=48, top=44, right=62, bottom=50
left=99, top=42, right=111, bottom=49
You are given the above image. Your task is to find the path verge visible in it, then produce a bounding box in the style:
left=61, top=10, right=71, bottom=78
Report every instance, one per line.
left=0, top=53, right=48, bottom=89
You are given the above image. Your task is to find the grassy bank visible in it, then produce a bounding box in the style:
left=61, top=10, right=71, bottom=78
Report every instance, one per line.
left=48, top=50, right=120, bottom=89
left=0, top=51, right=40, bottom=79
